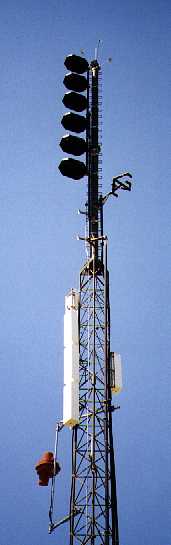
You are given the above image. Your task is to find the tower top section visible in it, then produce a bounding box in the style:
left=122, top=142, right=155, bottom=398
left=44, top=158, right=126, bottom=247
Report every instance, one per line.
left=58, top=53, right=132, bottom=263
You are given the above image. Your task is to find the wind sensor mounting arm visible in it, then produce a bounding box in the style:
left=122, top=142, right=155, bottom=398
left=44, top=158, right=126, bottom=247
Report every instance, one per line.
left=101, top=172, right=133, bottom=204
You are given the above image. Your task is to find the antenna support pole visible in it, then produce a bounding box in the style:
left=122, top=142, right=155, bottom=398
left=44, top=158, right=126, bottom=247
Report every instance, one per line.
left=88, top=60, right=100, bottom=260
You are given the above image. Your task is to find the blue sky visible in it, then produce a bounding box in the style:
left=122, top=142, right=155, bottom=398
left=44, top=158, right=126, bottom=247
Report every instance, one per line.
left=0, top=1, right=170, bottom=544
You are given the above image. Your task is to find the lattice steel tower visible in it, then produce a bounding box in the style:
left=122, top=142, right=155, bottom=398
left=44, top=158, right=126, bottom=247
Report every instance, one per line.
left=35, top=51, right=132, bottom=545
left=69, top=59, right=120, bottom=545
left=59, top=52, right=132, bottom=545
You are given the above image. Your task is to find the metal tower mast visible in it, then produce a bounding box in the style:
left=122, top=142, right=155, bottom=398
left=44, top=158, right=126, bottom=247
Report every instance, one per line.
left=35, top=52, right=132, bottom=545
left=69, top=59, right=119, bottom=545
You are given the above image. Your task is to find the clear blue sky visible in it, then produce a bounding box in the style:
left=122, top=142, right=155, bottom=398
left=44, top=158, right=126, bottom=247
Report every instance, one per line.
left=0, top=1, right=170, bottom=544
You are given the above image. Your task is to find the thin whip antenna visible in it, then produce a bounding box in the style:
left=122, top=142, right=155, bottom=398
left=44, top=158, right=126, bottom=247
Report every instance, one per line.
left=95, top=39, right=102, bottom=61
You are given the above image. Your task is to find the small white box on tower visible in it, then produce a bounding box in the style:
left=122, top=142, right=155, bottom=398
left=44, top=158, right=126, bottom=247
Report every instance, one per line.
left=110, top=352, right=122, bottom=394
